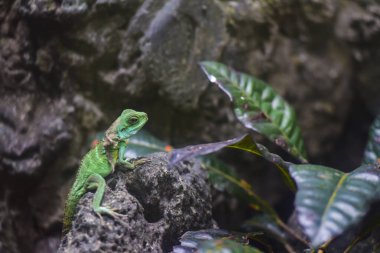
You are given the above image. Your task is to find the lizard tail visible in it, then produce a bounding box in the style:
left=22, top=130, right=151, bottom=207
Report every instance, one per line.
left=62, top=185, right=84, bottom=234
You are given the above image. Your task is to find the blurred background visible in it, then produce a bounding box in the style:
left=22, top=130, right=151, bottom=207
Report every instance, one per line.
left=0, top=0, right=379, bottom=252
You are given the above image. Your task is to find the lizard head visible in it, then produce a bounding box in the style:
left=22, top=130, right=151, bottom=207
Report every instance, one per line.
left=115, top=109, right=148, bottom=140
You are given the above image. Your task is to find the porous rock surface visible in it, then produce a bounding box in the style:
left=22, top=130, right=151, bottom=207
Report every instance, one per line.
left=58, top=152, right=213, bottom=253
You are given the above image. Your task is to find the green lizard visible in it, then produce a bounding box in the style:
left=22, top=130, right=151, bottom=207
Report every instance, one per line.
left=62, top=109, right=148, bottom=234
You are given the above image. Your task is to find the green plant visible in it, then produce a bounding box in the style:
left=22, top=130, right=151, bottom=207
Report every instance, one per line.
left=166, top=62, right=380, bottom=252
left=90, top=64, right=380, bottom=252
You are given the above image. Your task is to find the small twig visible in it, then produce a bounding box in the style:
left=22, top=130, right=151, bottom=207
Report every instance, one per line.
left=343, top=236, right=362, bottom=253
left=277, top=219, right=310, bottom=247
left=319, top=238, right=333, bottom=251
left=284, top=242, right=297, bottom=253
left=343, top=218, right=380, bottom=253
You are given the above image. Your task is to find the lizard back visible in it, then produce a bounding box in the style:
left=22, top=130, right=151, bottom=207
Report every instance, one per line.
left=63, top=142, right=115, bottom=233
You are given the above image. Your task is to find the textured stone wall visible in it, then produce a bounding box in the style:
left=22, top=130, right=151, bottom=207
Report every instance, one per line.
left=1, top=0, right=379, bottom=252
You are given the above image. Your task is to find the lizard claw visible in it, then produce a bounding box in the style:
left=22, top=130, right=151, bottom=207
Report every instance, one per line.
left=119, top=157, right=149, bottom=171
left=95, top=211, right=105, bottom=225
left=95, top=206, right=127, bottom=218
left=94, top=206, right=128, bottom=226
left=107, top=207, right=128, bottom=217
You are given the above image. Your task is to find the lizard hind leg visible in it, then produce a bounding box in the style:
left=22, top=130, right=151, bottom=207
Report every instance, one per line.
left=86, top=174, right=127, bottom=224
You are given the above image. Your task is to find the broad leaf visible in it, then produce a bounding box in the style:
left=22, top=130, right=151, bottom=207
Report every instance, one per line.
left=169, top=134, right=295, bottom=191
left=172, top=229, right=263, bottom=253
left=125, top=130, right=173, bottom=158
left=227, top=134, right=295, bottom=190
left=290, top=163, right=380, bottom=248
left=179, top=229, right=248, bottom=245
left=201, top=156, right=278, bottom=217
left=88, top=130, right=173, bottom=158
left=202, top=156, right=235, bottom=192
left=200, top=61, right=307, bottom=162
left=97, top=131, right=288, bottom=214
left=244, top=213, right=287, bottom=243
left=127, top=134, right=278, bottom=215
left=194, top=239, right=264, bottom=253
left=169, top=135, right=247, bottom=165
left=363, top=114, right=380, bottom=164
left=243, top=214, right=299, bottom=253
left=126, top=132, right=282, bottom=216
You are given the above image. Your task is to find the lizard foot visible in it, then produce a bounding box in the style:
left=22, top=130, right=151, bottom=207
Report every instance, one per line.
left=94, top=211, right=105, bottom=226
left=94, top=206, right=128, bottom=227
left=119, top=157, right=149, bottom=170
left=95, top=206, right=127, bottom=217
left=132, top=157, right=149, bottom=167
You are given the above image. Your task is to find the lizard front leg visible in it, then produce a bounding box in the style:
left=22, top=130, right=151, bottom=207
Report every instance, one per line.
left=117, top=142, right=135, bottom=169
left=117, top=142, right=147, bottom=169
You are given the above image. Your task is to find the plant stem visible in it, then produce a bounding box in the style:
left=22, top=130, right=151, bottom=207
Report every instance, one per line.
left=284, top=243, right=297, bottom=253
left=319, top=238, right=333, bottom=251
left=277, top=219, right=310, bottom=247
left=343, top=236, right=362, bottom=253
left=343, top=217, right=380, bottom=253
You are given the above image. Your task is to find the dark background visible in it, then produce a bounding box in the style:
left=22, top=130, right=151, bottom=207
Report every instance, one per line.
left=0, top=0, right=379, bottom=252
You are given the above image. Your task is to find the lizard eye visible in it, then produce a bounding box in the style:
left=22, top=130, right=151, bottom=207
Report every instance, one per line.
left=128, top=116, right=138, bottom=125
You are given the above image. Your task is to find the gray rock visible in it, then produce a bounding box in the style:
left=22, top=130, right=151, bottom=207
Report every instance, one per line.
left=20, top=0, right=227, bottom=110
left=0, top=94, right=73, bottom=176
left=221, top=0, right=353, bottom=158
left=336, top=1, right=380, bottom=114
left=1, top=0, right=380, bottom=252
left=117, top=0, right=227, bottom=109
left=58, top=152, right=214, bottom=253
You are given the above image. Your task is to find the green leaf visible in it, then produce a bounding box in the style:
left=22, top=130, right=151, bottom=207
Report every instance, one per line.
left=201, top=156, right=236, bottom=192
left=363, top=114, right=380, bottom=164
left=128, top=133, right=280, bottom=217
left=201, top=156, right=278, bottom=217
left=289, top=163, right=380, bottom=248
left=200, top=61, right=307, bottom=163
left=179, top=229, right=250, bottom=245
left=125, top=130, right=173, bottom=158
left=173, top=229, right=264, bottom=253
left=169, top=135, right=247, bottom=165
left=88, top=130, right=173, bottom=158
left=244, top=213, right=288, bottom=243
left=227, top=134, right=295, bottom=191
left=169, top=134, right=295, bottom=191
left=196, top=239, right=264, bottom=253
